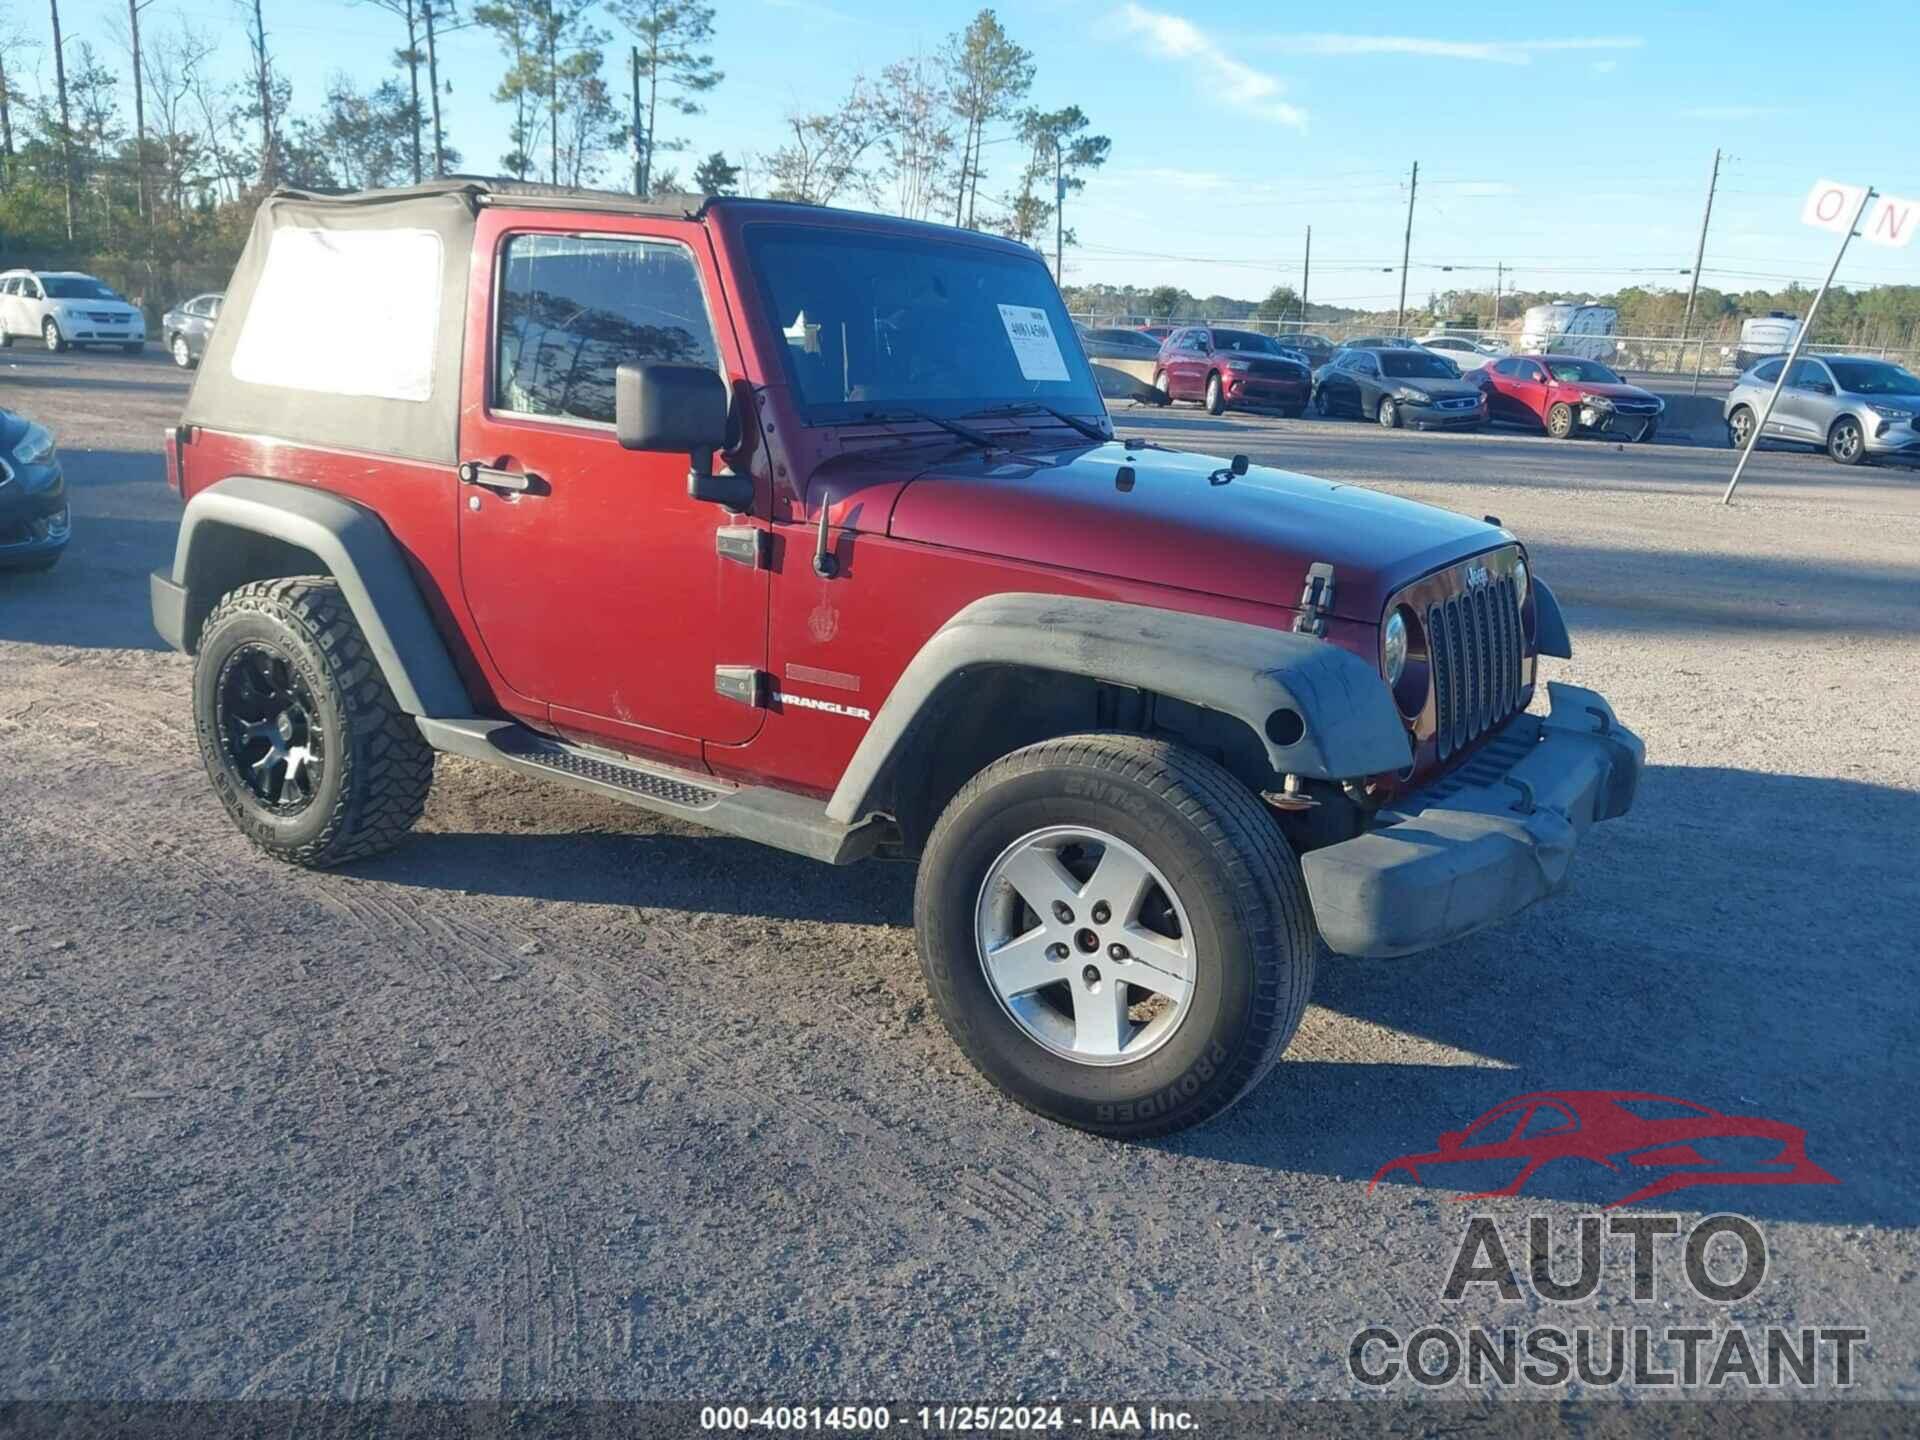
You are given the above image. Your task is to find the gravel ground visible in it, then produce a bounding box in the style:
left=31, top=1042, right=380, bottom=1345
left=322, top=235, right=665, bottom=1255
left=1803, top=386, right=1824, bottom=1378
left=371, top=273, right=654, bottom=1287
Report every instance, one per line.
left=3, top=348, right=1918, bottom=1408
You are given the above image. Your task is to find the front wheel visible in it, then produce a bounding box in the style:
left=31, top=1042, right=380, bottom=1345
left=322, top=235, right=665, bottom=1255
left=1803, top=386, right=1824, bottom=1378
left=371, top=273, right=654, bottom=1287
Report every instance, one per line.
left=42, top=318, right=66, bottom=353
left=193, top=577, right=434, bottom=867
left=915, top=735, right=1315, bottom=1138
left=1314, top=387, right=1333, bottom=418
left=1204, top=373, right=1227, bottom=415
left=1545, top=401, right=1575, bottom=439
left=1377, top=397, right=1400, bottom=429
left=1828, top=416, right=1866, bottom=466
left=171, top=334, right=195, bottom=368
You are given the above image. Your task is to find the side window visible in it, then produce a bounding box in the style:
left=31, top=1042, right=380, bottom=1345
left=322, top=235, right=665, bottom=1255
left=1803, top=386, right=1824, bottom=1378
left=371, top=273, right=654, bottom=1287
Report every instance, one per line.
left=1787, top=359, right=1830, bottom=390
left=1519, top=1103, right=1577, bottom=1139
left=494, top=233, right=720, bottom=426
left=0, top=277, right=16, bottom=296
left=187, top=298, right=209, bottom=318
left=1520, top=361, right=1546, bottom=382
left=1753, top=358, right=1784, bottom=384
left=23, top=278, right=40, bottom=299
left=1490, top=357, right=1516, bottom=377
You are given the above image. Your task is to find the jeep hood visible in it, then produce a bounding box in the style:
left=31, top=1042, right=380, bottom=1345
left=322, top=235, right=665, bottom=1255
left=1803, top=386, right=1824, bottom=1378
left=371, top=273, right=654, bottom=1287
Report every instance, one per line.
left=882, top=440, right=1507, bottom=623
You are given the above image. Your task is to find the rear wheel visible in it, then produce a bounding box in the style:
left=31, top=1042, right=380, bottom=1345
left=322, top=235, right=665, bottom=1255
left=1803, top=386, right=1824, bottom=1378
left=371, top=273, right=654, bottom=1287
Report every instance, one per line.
left=1828, top=416, right=1866, bottom=466
left=915, top=734, right=1315, bottom=1138
left=1377, top=397, right=1400, bottom=429
left=1314, top=387, right=1333, bottom=418
left=1545, top=401, right=1575, bottom=439
left=193, top=578, right=434, bottom=867
left=1153, top=370, right=1170, bottom=403
left=171, top=333, right=195, bottom=368
left=1205, top=373, right=1227, bottom=416
left=1727, top=405, right=1756, bottom=450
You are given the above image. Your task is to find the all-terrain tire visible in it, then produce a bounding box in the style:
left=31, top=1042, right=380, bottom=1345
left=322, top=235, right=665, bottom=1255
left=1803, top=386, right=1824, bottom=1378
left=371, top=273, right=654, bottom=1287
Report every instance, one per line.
left=914, top=733, right=1315, bottom=1139
left=193, top=577, right=433, bottom=867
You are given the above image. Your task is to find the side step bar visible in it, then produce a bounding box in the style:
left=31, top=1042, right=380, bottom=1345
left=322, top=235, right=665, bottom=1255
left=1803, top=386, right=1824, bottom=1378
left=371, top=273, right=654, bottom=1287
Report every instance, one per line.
left=415, top=717, right=884, bottom=865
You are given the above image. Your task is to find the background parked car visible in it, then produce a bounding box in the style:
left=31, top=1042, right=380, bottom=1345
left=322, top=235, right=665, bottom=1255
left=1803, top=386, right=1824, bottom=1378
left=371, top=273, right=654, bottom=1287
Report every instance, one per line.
left=1418, top=333, right=1509, bottom=371
left=1153, top=326, right=1312, bottom=415
left=1311, top=346, right=1488, bottom=430
left=1335, top=335, right=1423, bottom=353
left=161, top=292, right=225, bottom=369
left=1724, top=354, right=1920, bottom=466
left=0, top=269, right=146, bottom=353
left=1273, top=332, right=1335, bottom=369
left=1137, top=324, right=1175, bottom=342
left=1477, top=354, right=1663, bottom=441
left=0, top=407, right=69, bottom=572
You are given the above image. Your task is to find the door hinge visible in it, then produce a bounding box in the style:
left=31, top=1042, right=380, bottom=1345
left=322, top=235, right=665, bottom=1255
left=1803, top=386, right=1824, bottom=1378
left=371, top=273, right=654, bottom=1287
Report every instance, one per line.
left=714, top=666, right=766, bottom=708
left=1293, top=562, right=1336, bottom=637
left=715, top=526, right=768, bottom=569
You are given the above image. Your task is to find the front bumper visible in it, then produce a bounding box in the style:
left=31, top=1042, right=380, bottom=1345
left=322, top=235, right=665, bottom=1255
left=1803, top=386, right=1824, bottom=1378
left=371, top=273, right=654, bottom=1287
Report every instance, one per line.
left=1301, top=682, right=1643, bottom=958
left=1584, top=404, right=1661, bottom=438
left=0, top=462, right=71, bottom=564
left=1227, top=376, right=1310, bottom=408
left=1406, top=398, right=1487, bottom=430
left=1865, top=416, right=1920, bottom=454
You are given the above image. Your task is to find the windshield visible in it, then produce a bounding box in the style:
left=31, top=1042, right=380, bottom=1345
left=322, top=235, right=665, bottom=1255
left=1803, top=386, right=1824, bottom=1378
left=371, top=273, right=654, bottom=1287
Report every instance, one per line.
left=747, top=223, right=1103, bottom=424
left=1380, top=351, right=1458, bottom=379
left=1829, top=360, right=1920, bottom=396
left=1546, top=358, right=1622, bottom=384
left=43, top=275, right=121, bottom=301
left=1213, top=329, right=1279, bottom=354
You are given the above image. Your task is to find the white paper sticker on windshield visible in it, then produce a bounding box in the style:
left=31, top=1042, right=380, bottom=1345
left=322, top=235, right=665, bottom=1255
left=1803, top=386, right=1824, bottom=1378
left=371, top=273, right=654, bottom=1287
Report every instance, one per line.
left=997, top=303, right=1069, bottom=383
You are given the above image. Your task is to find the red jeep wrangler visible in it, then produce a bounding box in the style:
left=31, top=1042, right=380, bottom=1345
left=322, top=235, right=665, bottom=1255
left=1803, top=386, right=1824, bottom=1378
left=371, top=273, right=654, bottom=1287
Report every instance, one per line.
left=151, top=181, right=1642, bottom=1137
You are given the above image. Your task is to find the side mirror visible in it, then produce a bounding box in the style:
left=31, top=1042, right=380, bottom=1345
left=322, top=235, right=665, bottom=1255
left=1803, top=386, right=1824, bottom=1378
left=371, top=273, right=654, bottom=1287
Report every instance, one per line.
left=1808, top=381, right=1835, bottom=396
left=615, top=362, right=750, bottom=510
left=1439, top=1130, right=1465, bottom=1152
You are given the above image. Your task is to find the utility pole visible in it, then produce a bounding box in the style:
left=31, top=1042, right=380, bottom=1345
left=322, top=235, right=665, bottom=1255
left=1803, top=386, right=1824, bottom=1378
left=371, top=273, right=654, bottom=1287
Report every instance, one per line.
left=1052, top=137, right=1064, bottom=284
left=1680, top=147, right=1721, bottom=342
left=1493, top=261, right=1503, bottom=331
left=629, top=45, right=642, bottom=196
left=1301, top=225, right=1311, bottom=326
left=128, top=0, right=152, bottom=221
left=249, top=0, right=274, bottom=187
left=1394, top=160, right=1418, bottom=335
left=49, top=0, right=73, bottom=238
left=423, top=0, right=446, bottom=178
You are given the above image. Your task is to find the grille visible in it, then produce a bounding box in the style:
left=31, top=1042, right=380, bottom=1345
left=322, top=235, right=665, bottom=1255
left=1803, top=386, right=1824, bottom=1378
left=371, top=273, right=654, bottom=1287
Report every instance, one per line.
left=1427, top=576, right=1524, bottom=760
left=1246, top=359, right=1307, bottom=381
left=1610, top=398, right=1660, bottom=414
left=86, top=311, right=127, bottom=324
left=1434, top=396, right=1479, bottom=411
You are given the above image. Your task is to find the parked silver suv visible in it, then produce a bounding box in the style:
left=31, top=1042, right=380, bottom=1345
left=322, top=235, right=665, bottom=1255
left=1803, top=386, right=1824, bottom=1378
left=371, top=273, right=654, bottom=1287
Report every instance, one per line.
left=1725, top=354, right=1920, bottom=466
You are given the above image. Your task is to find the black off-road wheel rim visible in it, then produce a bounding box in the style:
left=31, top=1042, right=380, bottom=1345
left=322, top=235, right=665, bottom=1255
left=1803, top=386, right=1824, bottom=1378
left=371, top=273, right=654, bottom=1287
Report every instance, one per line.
left=215, top=641, right=327, bottom=814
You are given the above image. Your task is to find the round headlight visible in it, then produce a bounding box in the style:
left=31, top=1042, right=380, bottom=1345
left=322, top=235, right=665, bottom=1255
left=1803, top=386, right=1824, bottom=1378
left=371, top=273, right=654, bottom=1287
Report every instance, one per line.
left=1513, top=557, right=1530, bottom=608
left=1383, top=610, right=1408, bottom=686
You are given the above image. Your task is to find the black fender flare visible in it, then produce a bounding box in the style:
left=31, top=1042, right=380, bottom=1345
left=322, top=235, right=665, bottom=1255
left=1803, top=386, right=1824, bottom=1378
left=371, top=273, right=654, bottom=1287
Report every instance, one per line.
left=823, top=593, right=1412, bottom=825
left=159, top=475, right=470, bottom=717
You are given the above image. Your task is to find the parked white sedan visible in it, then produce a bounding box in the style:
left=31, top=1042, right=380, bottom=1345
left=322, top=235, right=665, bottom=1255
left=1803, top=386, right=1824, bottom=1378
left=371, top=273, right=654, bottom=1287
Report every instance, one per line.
left=1417, top=333, right=1509, bottom=373
left=0, top=269, right=147, bottom=353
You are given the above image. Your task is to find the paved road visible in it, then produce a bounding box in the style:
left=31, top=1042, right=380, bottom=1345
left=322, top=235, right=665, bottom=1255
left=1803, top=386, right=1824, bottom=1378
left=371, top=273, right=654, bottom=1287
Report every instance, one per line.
left=3, top=347, right=1918, bottom=1405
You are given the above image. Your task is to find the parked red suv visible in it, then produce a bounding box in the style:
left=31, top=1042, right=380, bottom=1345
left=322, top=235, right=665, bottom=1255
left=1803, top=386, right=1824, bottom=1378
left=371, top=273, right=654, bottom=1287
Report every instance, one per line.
left=150, top=181, right=1640, bottom=1139
left=1477, top=354, right=1664, bottom=440
left=1154, top=326, right=1312, bottom=416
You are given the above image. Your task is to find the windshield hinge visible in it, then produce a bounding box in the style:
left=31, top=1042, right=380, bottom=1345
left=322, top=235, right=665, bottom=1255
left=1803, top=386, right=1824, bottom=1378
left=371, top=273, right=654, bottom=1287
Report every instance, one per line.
left=1292, top=562, right=1336, bottom=637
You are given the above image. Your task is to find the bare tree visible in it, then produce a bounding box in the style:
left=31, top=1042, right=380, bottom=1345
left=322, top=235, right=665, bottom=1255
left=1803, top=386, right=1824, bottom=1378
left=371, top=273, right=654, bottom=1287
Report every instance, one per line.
left=241, top=0, right=276, bottom=186
left=766, top=77, right=880, bottom=208
left=873, top=50, right=953, bottom=221
left=0, top=22, right=36, bottom=187
left=142, top=19, right=217, bottom=210
left=48, top=0, right=75, bottom=236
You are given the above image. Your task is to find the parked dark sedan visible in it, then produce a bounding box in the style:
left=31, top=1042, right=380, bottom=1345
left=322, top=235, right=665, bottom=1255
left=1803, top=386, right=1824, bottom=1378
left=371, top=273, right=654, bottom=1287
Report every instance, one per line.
left=1076, top=325, right=1167, bottom=362
left=0, top=407, right=69, bottom=572
left=1312, top=346, right=1488, bottom=430
left=1273, top=332, right=1334, bottom=368
left=161, top=291, right=224, bottom=369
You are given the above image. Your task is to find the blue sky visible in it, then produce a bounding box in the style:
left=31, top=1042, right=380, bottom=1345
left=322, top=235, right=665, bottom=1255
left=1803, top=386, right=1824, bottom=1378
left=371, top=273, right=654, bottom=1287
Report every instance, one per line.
left=41, top=0, right=1920, bottom=307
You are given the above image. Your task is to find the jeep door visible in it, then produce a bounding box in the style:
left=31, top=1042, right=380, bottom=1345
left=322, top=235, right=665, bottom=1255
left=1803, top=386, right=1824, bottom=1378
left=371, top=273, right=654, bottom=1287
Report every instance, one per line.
left=456, top=211, right=769, bottom=751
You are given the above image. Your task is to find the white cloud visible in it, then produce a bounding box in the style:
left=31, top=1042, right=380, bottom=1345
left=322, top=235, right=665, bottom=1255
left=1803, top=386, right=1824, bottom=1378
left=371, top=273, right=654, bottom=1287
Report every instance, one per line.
left=1118, top=5, right=1307, bottom=129
left=1268, top=33, right=1644, bottom=65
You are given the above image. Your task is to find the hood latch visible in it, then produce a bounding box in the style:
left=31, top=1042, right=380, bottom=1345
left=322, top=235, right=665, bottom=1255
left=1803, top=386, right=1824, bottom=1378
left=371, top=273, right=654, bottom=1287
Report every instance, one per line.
left=1292, top=562, right=1336, bottom=637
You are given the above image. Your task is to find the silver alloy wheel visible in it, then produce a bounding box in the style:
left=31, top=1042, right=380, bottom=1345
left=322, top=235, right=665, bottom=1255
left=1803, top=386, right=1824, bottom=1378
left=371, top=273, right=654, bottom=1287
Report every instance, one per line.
left=43, top=319, right=61, bottom=352
left=1831, top=420, right=1862, bottom=462
left=974, top=825, right=1196, bottom=1067
left=173, top=334, right=191, bottom=367
left=1729, top=408, right=1754, bottom=448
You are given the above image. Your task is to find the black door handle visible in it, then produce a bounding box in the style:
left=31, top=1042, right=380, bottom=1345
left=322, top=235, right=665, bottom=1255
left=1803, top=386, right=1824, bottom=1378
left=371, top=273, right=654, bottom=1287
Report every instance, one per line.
left=458, top=461, right=535, bottom=494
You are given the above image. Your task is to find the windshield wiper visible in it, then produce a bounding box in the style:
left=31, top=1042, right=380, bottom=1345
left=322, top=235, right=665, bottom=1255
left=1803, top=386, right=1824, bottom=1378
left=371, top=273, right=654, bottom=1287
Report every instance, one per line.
left=964, top=402, right=1109, bottom=443
left=857, top=408, right=999, bottom=449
